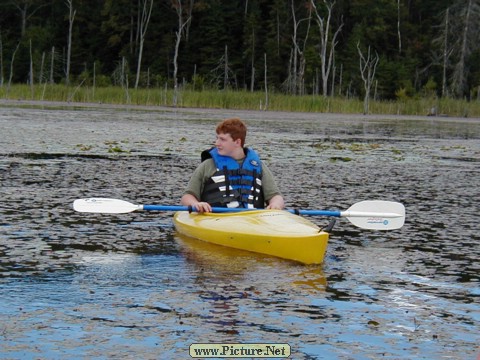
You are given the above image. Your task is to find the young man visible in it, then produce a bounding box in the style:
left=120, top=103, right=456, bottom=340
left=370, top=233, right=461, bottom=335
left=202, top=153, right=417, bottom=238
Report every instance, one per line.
left=181, top=118, right=285, bottom=213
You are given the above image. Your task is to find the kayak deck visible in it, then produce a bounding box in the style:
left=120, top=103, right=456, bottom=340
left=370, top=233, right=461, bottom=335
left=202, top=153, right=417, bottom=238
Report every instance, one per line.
left=173, top=210, right=329, bottom=264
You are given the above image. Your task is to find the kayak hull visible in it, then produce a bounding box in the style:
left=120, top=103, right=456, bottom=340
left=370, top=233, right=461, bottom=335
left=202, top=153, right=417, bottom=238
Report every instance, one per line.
left=173, top=210, right=329, bottom=264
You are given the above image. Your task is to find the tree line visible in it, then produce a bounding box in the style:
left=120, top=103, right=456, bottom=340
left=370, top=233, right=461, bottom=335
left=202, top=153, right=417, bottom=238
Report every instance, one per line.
left=1, top=0, right=479, bottom=102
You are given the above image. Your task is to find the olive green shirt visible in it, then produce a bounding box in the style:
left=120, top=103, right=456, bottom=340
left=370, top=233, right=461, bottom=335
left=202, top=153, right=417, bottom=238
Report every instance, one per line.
left=184, top=158, right=282, bottom=205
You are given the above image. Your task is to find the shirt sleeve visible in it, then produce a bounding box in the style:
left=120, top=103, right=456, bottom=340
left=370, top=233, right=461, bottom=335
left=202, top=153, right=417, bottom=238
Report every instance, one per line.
left=261, top=162, right=282, bottom=202
left=183, top=159, right=216, bottom=200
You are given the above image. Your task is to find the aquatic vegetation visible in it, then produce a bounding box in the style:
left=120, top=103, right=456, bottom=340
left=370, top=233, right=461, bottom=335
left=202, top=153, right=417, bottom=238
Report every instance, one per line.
left=2, top=84, right=480, bottom=117
left=76, top=144, right=93, bottom=151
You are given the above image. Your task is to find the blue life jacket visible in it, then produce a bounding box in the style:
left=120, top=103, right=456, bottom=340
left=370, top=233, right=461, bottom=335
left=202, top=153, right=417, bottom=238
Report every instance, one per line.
left=201, top=147, right=264, bottom=208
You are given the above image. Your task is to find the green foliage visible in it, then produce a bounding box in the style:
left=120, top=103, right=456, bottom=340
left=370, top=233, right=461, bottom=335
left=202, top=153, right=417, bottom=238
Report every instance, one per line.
left=2, top=0, right=479, bottom=100
left=395, top=88, right=409, bottom=101
left=95, top=75, right=112, bottom=87
left=422, top=78, right=438, bottom=98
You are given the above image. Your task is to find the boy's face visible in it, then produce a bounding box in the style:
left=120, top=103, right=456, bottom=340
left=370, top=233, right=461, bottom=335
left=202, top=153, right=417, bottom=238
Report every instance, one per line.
left=215, top=132, right=241, bottom=157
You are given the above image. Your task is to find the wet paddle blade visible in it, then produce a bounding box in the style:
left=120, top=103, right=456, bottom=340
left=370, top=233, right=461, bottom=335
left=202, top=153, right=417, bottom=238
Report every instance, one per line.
left=343, top=200, right=405, bottom=230
left=73, top=198, right=141, bottom=214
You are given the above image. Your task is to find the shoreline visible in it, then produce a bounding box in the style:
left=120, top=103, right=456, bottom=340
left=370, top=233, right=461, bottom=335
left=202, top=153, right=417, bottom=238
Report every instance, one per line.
left=1, top=98, right=479, bottom=123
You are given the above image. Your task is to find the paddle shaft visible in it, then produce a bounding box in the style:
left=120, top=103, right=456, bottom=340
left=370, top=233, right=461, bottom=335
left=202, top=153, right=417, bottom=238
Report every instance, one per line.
left=142, top=205, right=341, bottom=216
left=142, top=205, right=402, bottom=219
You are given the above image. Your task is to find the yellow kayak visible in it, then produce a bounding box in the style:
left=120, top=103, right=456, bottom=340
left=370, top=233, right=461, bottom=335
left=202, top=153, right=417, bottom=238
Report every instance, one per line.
left=173, top=210, right=329, bottom=264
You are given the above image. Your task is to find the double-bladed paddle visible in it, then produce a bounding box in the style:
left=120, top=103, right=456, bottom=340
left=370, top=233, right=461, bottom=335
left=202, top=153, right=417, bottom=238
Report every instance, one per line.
left=73, top=198, right=405, bottom=230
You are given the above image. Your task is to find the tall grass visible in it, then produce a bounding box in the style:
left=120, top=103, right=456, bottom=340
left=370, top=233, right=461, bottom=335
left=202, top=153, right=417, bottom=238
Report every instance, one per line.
left=1, top=83, right=479, bottom=117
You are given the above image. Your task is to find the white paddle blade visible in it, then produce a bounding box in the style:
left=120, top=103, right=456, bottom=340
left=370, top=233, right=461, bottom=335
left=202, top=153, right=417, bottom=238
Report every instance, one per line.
left=344, top=200, right=405, bottom=230
left=73, top=198, right=142, bottom=214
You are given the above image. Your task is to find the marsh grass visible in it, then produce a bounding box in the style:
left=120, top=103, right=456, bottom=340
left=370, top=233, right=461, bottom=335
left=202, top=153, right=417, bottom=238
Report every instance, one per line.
left=1, top=84, right=479, bottom=117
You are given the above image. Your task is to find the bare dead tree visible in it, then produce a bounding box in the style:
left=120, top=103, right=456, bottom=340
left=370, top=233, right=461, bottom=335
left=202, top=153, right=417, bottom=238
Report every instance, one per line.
left=432, top=1, right=479, bottom=98
left=210, top=46, right=236, bottom=89
left=49, top=46, right=55, bottom=83
left=338, top=63, right=343, bottom=96
left=223, top=45, right=228, bottom=89
left=357, top=42, right=379, bottom=115
left=451, top=0, right=480, bottom=97
left=29, top=39, right=33, bottom=97
left=397, top=0, right=402, bottom=54
left=432, top=6, right=455, bottom=98
left=122, top=57, right=130, bottom=103
left=438, top=7, right=454, bottom=98
left=290, top=0, right=299, bottom=94
left=92, top=61, right=96, bottom=98
left=264, top=53, right=268, bottom=110
left=65, top=0, right=76, bottom=86
left=250, top=28, right=255, bottom=92
left=311, top=0, right=343, bottom=96
left=290, top=0, right=312, bottom=95
left=330, top=60, right=335, bottom=96
left=441, top=8, right=451, bottom=98
left=275, top=9, right=280, bottom=56
left=6, top=42, right=21, bottom=95
left=10, top=0, right=50, bottom=37
left=185, top=0, right=194, bottom=41
left=39, top=51, right=45, bottom=84
left=282, top=49, right=294, bottom=93
left=172, top=0, right=193, bottom=106
left=134, top=0, right=153, bottom=89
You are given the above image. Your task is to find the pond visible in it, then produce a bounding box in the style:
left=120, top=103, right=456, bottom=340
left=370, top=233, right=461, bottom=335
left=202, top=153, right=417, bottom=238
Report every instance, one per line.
left=1, top=101, right=479, bottom=359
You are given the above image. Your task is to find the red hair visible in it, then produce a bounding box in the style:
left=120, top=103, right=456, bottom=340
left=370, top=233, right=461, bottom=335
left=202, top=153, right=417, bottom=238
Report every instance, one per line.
left=216, top=118, right=247, bottom=146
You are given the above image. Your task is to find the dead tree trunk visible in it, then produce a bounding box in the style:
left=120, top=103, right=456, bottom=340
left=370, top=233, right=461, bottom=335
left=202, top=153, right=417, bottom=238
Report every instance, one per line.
left=50, top=46, right=55, bottom=84
left=29, top=39, right=34, bottom=97
left=172, top=0, right=192, bottom=106
left=39, top=51, right=45, bottom=84
left=223, top=45, right=229, bottom=89
left=433, top=6, right=455, bottom=98
left=250, top=28, right=255, bottom=92
left=311, top=0, right=343, bottom=97
left=291, top=0, right=312, bottom=95
left=441, top=8, right=451, bottom=97
left=357, top=43, right=379, bottom=115
left=134, top=0, right=153, bottom=89
left=11, top=1, right=49, bottom=37
left=397, top=0, right=402, bottom=53
left=122, top=57, right=130, bottom=103
left=7, top=42, right=21, bottom=95
left=65, top=0, right=76, bottom=87
left=451, top=0, right=479, bottom=97
left=264, top=53, right=268, bottom=110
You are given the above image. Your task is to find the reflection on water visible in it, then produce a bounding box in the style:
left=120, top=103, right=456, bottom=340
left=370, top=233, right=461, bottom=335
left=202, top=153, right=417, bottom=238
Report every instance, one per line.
left=1, top=105, right=479, bottom=358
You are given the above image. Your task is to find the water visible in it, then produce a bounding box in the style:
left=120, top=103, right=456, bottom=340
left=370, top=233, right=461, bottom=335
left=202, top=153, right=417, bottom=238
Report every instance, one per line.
left=1, top=102, right=479, bottom=359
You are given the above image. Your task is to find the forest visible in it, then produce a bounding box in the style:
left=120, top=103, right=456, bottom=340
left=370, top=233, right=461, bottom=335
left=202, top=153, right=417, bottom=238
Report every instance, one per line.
left=1, top=0, right=479, bottom=105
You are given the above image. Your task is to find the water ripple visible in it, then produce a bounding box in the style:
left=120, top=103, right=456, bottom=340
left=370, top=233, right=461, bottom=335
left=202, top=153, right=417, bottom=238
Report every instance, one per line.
left=1, top=106, right=479, bottom=359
